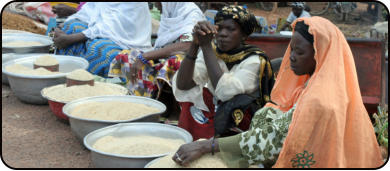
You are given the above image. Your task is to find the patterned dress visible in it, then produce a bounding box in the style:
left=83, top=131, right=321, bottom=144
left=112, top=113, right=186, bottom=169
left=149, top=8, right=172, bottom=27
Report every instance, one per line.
left=57, top=19, right=122, bottom=76
left=108, top=33, right=192, bottom=98
left=218, top=105, right=295, bottom=168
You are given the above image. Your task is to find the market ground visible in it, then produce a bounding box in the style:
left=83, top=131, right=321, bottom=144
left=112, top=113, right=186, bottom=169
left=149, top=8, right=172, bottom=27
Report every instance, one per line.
left=1, top=2, right=387, bottom=169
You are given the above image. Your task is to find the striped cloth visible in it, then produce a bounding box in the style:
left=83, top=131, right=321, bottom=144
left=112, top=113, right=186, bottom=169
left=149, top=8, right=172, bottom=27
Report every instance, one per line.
left=57, top=19, right=122, bottom=76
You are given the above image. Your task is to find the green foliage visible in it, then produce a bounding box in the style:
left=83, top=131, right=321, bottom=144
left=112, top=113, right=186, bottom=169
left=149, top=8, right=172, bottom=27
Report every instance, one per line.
left=373, top=105, right=388, bottom=148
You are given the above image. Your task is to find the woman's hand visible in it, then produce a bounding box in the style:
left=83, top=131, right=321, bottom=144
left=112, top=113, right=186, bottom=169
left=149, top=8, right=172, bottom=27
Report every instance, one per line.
left=172, top=140, right=211, bottom=166
left=128, top=58, right=143, bottom=84
left=53, top=28, right=73, bottom=49
left=193, top=21, right=218, bottom=47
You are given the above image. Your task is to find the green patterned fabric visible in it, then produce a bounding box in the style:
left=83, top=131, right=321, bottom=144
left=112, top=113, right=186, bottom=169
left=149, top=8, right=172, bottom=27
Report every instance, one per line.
left=219, top=106, right=295, bottom=168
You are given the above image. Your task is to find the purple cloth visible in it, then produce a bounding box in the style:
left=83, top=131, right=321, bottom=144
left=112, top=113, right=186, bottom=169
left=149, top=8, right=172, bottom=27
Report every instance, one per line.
left=77, top=2, right=86, bottom=11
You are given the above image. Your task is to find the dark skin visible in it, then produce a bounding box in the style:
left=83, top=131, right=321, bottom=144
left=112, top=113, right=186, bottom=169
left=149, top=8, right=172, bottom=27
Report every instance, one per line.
left=289, top=31, right=316, bottom=76
left=128, top=2, right=191, bottom=84
left=173, top=19, right=250, bottom=166
left=176, top=19, right=247, bottom=90
left=52, top=4, right=78, bottom=18
left=172, top=30, right=316, bottom=166
left=280, top=7, right=303, bottom=31
left=53, top=28, right=88, bottom=49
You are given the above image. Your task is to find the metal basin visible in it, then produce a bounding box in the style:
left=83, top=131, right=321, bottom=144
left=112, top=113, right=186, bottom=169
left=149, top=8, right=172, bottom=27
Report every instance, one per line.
left=2, top=53, right=47, bottom=84
left=62, top=95, right=166, bottom=141
left=2, top=33, right=53, bottom=54
left=2, top=54, right=89, bottom=104
left=84, top=123, right=192, bottom=168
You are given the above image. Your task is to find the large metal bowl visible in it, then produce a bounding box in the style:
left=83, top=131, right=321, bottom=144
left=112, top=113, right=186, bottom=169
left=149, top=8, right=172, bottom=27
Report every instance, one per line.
left=2, top=33, right=53, bottom=53
left=2, top=53, right=47, bottom=84
left=84, top=123, right=192, bottom=168
left=2, top=54, right=89, bottom=104
left=62, top=95, right=166, bottom=141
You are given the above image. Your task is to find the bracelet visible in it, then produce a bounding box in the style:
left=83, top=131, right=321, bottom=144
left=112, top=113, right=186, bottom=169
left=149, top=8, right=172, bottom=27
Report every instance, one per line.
left=211, top=137, right=215, bottom=155
left=185, top=54, right=197, bottom=61
left=137, top=53, right=149, bottom=64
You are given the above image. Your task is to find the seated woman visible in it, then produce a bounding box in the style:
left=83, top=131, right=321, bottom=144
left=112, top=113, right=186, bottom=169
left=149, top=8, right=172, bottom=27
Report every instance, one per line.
left=172, top=17, right=383, bottom=168
left=173, top=5, right=274, bottom=140
left=53, top=2, right=152, bottom=77
left=108, top=2, right=204, bottom=99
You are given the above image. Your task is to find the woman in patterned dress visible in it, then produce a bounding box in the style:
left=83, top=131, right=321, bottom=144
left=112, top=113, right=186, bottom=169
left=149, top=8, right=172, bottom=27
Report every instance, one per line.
left=107, top=2, right=204, bottom=99
left=172, top=17, right=383, bottom=168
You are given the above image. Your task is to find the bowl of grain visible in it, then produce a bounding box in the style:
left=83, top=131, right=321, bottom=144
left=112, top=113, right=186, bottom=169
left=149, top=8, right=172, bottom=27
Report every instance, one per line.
left=2, top=53, right=47, bottom=84
left=145, top=152, right=228, bottom=168
left=83, top=122, right=192, bottom=168
left=62, top=95, right=165, bottom=141
left=42, top=82, right=128, bottom=121
left=2, top=54, right=89, bottom=104
left=2, top=33, right=53, bottom=54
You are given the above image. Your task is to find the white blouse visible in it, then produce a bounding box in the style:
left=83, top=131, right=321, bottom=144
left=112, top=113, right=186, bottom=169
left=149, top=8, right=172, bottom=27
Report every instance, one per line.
left=172, top=50, right=262, bottom=112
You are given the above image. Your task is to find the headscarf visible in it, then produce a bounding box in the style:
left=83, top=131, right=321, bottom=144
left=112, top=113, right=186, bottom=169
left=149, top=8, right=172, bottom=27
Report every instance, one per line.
left=290, top=2, right=305, bottom=9
left=294, top=21, right=313, bottom=44
left=267, top=16, right=383, bottom=168
left=215, top=5, right=261, bottom=36
left=66, top=2, right=152, bottom=51
left=154, top=2, right=204, bottom=48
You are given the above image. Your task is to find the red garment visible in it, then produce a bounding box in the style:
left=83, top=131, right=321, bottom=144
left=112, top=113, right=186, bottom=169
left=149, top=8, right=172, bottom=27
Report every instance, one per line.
left=178, top=88, right=252, bottom=141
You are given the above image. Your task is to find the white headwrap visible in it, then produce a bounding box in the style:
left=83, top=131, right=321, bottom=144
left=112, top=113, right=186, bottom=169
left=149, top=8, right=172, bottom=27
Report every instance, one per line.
left=65, top=2, right=152, bottom=51
left=154, top=2, right=205, bottom=48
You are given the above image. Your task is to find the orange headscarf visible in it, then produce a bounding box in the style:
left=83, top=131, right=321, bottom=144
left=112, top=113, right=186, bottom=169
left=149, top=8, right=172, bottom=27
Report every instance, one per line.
left=267, top=17, right=383, bottom=168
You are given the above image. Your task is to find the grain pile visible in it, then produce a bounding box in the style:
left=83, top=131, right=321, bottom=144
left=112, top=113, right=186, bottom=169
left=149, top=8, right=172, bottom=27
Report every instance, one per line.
left=2, top=11, right=46, bottom=35
left=34, top=55, right=59, bottom=66
left=92, top=135, right=185, bottom=156
left=70, top=101, right=160, bottom=120
left=3, top=41, right=43, bottom=47
left=147, top=153, right=228, bottom=168
left=66, top=69, right=94, bottom=81
left=41, top=82, right=127, bottom=103
left=5, top=64, right=60, bottom=75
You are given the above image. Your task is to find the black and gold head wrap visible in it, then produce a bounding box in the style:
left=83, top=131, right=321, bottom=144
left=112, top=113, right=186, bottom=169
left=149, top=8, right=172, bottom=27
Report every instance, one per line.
left=215, top=5, right=261, bottom=36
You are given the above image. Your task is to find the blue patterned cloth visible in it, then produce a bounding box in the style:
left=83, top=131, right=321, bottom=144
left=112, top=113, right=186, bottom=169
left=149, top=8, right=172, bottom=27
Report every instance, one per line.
left=57, top=19, right=122, bottom=77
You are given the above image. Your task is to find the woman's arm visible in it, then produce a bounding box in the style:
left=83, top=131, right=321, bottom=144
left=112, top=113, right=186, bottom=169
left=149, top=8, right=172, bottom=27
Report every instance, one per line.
left=143, top=41, right=192, bottom=60
left=172, top=138, right=220, bottom=165
left=175, top=42, right=199, bottom=90
left=53, top=28, right=87, bottom=49
left=200, top=43, right=223, bottom=89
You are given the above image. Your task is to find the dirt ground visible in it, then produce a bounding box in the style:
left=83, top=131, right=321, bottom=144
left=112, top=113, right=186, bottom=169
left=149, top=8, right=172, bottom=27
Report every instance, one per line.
left=1, top=2, right=387, bottom=169
left=1, top=85, right=93, bottom=168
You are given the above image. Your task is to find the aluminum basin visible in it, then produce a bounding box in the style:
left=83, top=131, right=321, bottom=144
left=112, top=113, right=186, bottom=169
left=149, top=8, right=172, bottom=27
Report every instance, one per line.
left=84, top=123, right=192, bottom=168
left=2, top=53, right=47, bottom=84
left=62, top=95, right=166, bottom=141
left=2, top=33, right=53, bottom=54
left=2, top=54, right=89, bottom=104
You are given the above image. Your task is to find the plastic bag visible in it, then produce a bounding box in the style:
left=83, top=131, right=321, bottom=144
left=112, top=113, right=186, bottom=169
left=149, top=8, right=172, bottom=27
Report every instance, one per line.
left=23, top=2, right=56, bottom=24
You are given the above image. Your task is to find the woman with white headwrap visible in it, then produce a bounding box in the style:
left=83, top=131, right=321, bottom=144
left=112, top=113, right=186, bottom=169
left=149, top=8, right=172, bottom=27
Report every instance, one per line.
left=108, top=2, right=204, bottom=99
left=53, top=2, right=152, bottom=76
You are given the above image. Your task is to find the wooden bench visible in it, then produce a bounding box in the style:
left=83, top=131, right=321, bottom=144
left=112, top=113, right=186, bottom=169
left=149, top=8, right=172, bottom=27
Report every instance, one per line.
left=246, top=34, right=387, bottom=114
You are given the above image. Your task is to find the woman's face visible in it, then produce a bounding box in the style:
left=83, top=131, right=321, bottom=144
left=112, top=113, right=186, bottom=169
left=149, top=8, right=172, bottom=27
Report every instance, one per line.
left=216, top=19, right=246, bottom=52
left=289, top=32, right=316, bottom=75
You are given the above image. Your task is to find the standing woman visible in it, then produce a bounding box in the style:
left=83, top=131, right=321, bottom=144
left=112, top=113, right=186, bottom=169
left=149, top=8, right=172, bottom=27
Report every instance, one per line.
left=54, top=2, right=152, bottom=77
left=172, top=17, right=383, bottom=168
left=173, top=5, right=274, bottom=140
left=108, top=2, right=204, bottom=99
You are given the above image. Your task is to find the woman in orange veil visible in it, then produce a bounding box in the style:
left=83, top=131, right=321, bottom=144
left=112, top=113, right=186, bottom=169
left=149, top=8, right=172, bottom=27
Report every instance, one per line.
left=171, top=16, right=383, bottom=168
